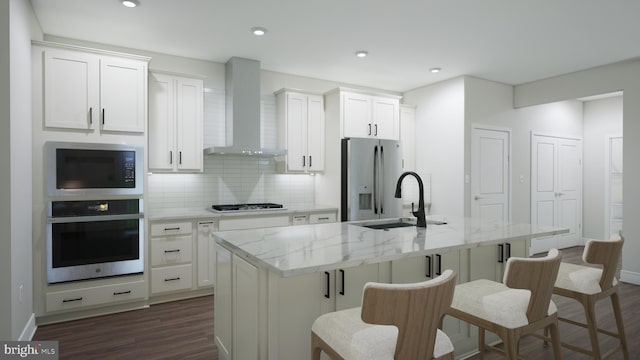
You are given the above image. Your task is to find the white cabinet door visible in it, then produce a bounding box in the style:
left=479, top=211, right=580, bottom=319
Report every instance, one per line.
left=197, top=221, right=216, bottom=288
left=307, top=94, right=325, bottom=171
left=233, top=255, right=259, bottom=360
left=285, top=92, right=307, bottom=171
left=215, top=245, right=233, bottom=360
left=342, top=92, right=372, bottom=138
left=372, top=96, right=399, bottom=140
left=43, top=48, right=99, bottom=130
left=274, top=271, right=334, bottom=360
left=148, top=72, right=203, bottom=172
left=148, top=73, right=175, bottom=170
left=400, top=105, right=416, bottom=171
left=176, top=77, right=204, bottom=171
left=100, top=57, right=146, bottom=132
left=277, top=90, right=325, bottom=172
left=335, top=263, right=381, bottom=311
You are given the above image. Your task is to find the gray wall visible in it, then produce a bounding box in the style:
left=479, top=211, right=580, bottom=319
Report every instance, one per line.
left=515, top=60, right=640, bottom=284
left=582, top=96, right=623, bottom=240
left=2, top=0, right=43, bottom=340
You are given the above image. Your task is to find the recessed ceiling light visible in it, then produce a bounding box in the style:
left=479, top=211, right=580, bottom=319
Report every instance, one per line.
left=429, top=67, right=442, bottom=73
left=355, top=51, right=368, bottom=58
left=121, top=0, right=139, bottom=7
left=251, top=27, right=267, bottom=36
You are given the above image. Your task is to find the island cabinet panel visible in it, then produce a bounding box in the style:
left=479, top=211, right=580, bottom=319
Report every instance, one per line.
left=233, top=255, right=259, bottom=360
left=215, top=245, right=233, bottom=360
left=268, top=271, right=334, bottom=360
left=390, top=250, right=467, bottom=344
left=469, top=239, right=529, bottom=282
left=335, top=263, right=386, bottom=311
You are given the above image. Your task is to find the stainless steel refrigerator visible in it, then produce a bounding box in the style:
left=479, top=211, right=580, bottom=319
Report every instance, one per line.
left=341, top=138, right=403, bottom=221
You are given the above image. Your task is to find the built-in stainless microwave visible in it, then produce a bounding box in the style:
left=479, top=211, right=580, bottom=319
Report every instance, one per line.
left=46, top=142, right=144, bottom=197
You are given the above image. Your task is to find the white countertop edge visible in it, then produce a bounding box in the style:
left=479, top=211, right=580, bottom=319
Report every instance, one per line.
left=214, top=224, right=569, bottom=278
left=148, top=205, right=338, bottom=221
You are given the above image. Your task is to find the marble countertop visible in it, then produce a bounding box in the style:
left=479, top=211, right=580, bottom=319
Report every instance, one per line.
left=214, top=216, right=569, bottom=277
left=147, top=204, right=338, bottom=221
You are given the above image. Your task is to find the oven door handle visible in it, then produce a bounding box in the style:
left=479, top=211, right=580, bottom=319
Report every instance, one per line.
left=47, top=213, right=143, bottom=224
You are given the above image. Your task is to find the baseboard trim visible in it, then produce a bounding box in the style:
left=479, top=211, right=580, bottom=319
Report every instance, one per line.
left=18, top=313, right=37, bottom=341
left=621, top=270, right=640, bottom=285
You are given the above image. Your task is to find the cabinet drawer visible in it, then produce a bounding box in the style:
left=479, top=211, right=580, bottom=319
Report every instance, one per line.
left=292, top=214, right=308, bottom=225
left=218, top=215, right=290, bottom=231
left=46, top=280, right=146, bottom=313
left=151, top=264, right=193, bottom=294
left=151, top=221, right=193, bottom=237
left=151, top=235, right=193, bottom=266
left=309, top=213, right=336, bottom=224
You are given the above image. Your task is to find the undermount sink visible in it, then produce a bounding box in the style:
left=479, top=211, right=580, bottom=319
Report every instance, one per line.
left=354, top=218, right=447, bottom=230
left=355, top=218, right=417, bottom=230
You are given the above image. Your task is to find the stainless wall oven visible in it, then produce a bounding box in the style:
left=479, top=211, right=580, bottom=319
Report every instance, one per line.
left=47, top=199, right=144, bottom=283
left=46, top=141, right=143, bottom=197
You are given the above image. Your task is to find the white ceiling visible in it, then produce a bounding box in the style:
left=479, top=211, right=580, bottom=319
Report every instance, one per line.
left=29, top=0, right=640, bottom=92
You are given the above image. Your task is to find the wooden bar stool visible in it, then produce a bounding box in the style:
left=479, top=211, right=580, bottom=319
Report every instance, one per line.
left=552, top=234, right=629, bottom=359
left=311, top=269, right=457, bottom=360
left=447, top=249, right=563, bottom=359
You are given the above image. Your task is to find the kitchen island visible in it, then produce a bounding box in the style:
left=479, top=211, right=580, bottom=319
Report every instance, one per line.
left=214, top=216, right=568, bottom=360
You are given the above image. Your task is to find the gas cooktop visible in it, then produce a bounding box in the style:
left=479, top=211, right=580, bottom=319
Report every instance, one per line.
left=210, top=203, right=285, bottom=212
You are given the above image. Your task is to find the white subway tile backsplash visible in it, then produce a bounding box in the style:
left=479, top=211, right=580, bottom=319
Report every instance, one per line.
left=148, top=91, right=316, bottom=212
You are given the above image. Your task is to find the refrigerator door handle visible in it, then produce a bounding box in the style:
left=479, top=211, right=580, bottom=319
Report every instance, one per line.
left=373, top=145, right=378, bottom=214
left=380, top=145, right=385, bottom=214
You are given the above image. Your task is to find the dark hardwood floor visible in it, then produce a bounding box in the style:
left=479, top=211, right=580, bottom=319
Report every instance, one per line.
left=33, top=246, right=639, bottom=359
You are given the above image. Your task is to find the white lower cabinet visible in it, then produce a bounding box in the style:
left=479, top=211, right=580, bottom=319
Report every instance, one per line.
left=335, top=263, right=385, bottom=310
left=197, top=221, right=216, bottom=288
left=215, top=244, right=233, bottom=360
left=46, top=280, right=146, bottom=313
left=150, top=221, right=195, bottom=295
left=469, top=240, right=528, bottom=282
left=309, top=212, right=337, bottom=224
left=391, top=251, right=466, bottom=344
left=232, top=255, right=259, bottom=360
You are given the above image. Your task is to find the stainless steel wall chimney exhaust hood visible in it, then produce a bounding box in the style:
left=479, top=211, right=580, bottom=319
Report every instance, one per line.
left=204, top=57, right=287, bottom=157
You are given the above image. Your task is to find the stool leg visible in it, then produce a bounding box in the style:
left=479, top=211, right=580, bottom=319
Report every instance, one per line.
left=505, top=330, right=519, bottom=360
left=311, top=332, right=322, bottom=360
left=584, top=297, right=602, bottom=360
left=478, top=327, right=485, bottom=359
left=548, top=322, right=563, bottom=360
left=611, top=292, right=629, bottom=360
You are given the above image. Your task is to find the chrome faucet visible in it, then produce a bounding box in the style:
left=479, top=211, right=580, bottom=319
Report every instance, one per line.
left=394, top=171, right=427, bottom=228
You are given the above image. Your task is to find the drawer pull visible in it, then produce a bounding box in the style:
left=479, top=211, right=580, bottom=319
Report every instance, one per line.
left=339, top=269, right=345, bottom=296
left=62, top=297, right=83, bottom=303
left=164, top=249, right=181, bottom=253
left=164, top=227, right=180, bottom=231
left=164, top=277, right=181, bottom=282
left=113, top=290, right=132, bottom=296
left=324, top=271, right=330, bottom=299
left=317, top=217, right=330, bottom=220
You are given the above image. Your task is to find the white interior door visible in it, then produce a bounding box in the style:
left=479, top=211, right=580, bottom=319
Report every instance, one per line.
left=471, top=127, right=510, bottom=222
left=531, top=134, right=582, bottom=254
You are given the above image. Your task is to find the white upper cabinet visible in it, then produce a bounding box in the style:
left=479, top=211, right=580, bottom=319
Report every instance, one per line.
left=276, top=89, right=325, bottom=172
left=149, top=72, right=203, bottom=172
left=327, top=88, right=401, bottom=140
left=100, top=57, right=146, bottom=132
left=41, top=44, right=148, bottom=133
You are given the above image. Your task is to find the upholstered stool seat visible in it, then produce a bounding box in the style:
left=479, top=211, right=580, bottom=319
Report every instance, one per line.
left=311, top=307, right=454, bottom=360
left=447, top=249, right=563, bottom=359
left=451, top=279, right=558, bottom=329
left=311, top=270, right=457, bottom=360
left=552, top=234, right=629, bottom=359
